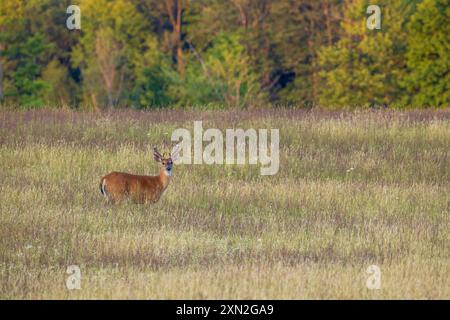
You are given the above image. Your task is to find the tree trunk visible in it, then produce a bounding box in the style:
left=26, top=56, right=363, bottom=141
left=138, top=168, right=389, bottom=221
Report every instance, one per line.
left=176, top=0, right=184, bottom=75
left=307, top=19, right=318, bottom=103
left=323, top=0, right=333, bottom=46
left=0, top=43, right=3, bottom=102
left=165, top=0, right=185, bottom=75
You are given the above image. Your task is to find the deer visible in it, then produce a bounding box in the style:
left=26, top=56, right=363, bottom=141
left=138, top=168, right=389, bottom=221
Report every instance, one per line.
left=99, top=143, right=181, bottom=204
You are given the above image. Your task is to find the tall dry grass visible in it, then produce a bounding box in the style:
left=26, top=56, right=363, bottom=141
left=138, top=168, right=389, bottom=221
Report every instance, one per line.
left=0, top=109, right=449, bottom=299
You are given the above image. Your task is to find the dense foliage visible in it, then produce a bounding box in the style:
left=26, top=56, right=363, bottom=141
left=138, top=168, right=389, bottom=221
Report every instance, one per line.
left=0, top=0, right=448, bottom=109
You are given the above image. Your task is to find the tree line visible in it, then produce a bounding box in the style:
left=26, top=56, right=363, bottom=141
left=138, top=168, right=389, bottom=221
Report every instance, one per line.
left=0, top=0, right=448, bottom=109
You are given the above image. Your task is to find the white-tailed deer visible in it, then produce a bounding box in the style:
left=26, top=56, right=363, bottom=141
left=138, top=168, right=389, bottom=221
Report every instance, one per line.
left=99, top=144, right=181, bottom=204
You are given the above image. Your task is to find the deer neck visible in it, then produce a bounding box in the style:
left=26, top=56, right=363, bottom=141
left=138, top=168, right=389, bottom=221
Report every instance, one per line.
left=159, top=167, right=171, bottom=189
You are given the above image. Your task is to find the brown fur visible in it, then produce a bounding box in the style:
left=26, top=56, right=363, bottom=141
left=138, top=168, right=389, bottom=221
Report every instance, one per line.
left=100, top=167, right=171, bottom=204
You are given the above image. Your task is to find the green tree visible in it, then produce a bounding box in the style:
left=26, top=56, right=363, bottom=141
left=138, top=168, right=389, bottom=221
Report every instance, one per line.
left=41, top=58, right=77, bottom=107
left=185, top=1, right=273, bottom=104
left=130, top=39, right=173, bottom=108
left=403, top=0, right=450, bottom=107
left=205, top=33, right=263, bottom=108
left=73, top=0, right=163, bottom=108
left=271, top=0, right=336, bottom=106
left=318, top=0, right=415, bottom=108
left=0, top=0, right=25, bottom=103
left=166, top=33, right=262, bottom=108
left=2, top=33, right=50, bottom=108
left=0, top=0, right=78, bottom=108
left=1, top=0, right=447, bottom=109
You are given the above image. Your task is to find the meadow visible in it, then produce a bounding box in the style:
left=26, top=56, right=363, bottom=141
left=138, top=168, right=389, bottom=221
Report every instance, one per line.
left=0, top=108, right=448, bottom=299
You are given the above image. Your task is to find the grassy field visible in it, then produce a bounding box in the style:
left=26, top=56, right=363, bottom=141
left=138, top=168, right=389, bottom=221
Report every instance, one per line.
left=0, top=109, right=449, bottom=299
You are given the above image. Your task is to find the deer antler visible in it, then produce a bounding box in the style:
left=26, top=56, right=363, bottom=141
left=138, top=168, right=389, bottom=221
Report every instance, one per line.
left=153, top=146, right=163, bottom=158
left=160, top=140, right=171, bottom=158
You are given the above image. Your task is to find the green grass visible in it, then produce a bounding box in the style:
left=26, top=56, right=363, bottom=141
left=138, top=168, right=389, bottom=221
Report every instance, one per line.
left=0, top=109, right=449, bottom=299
